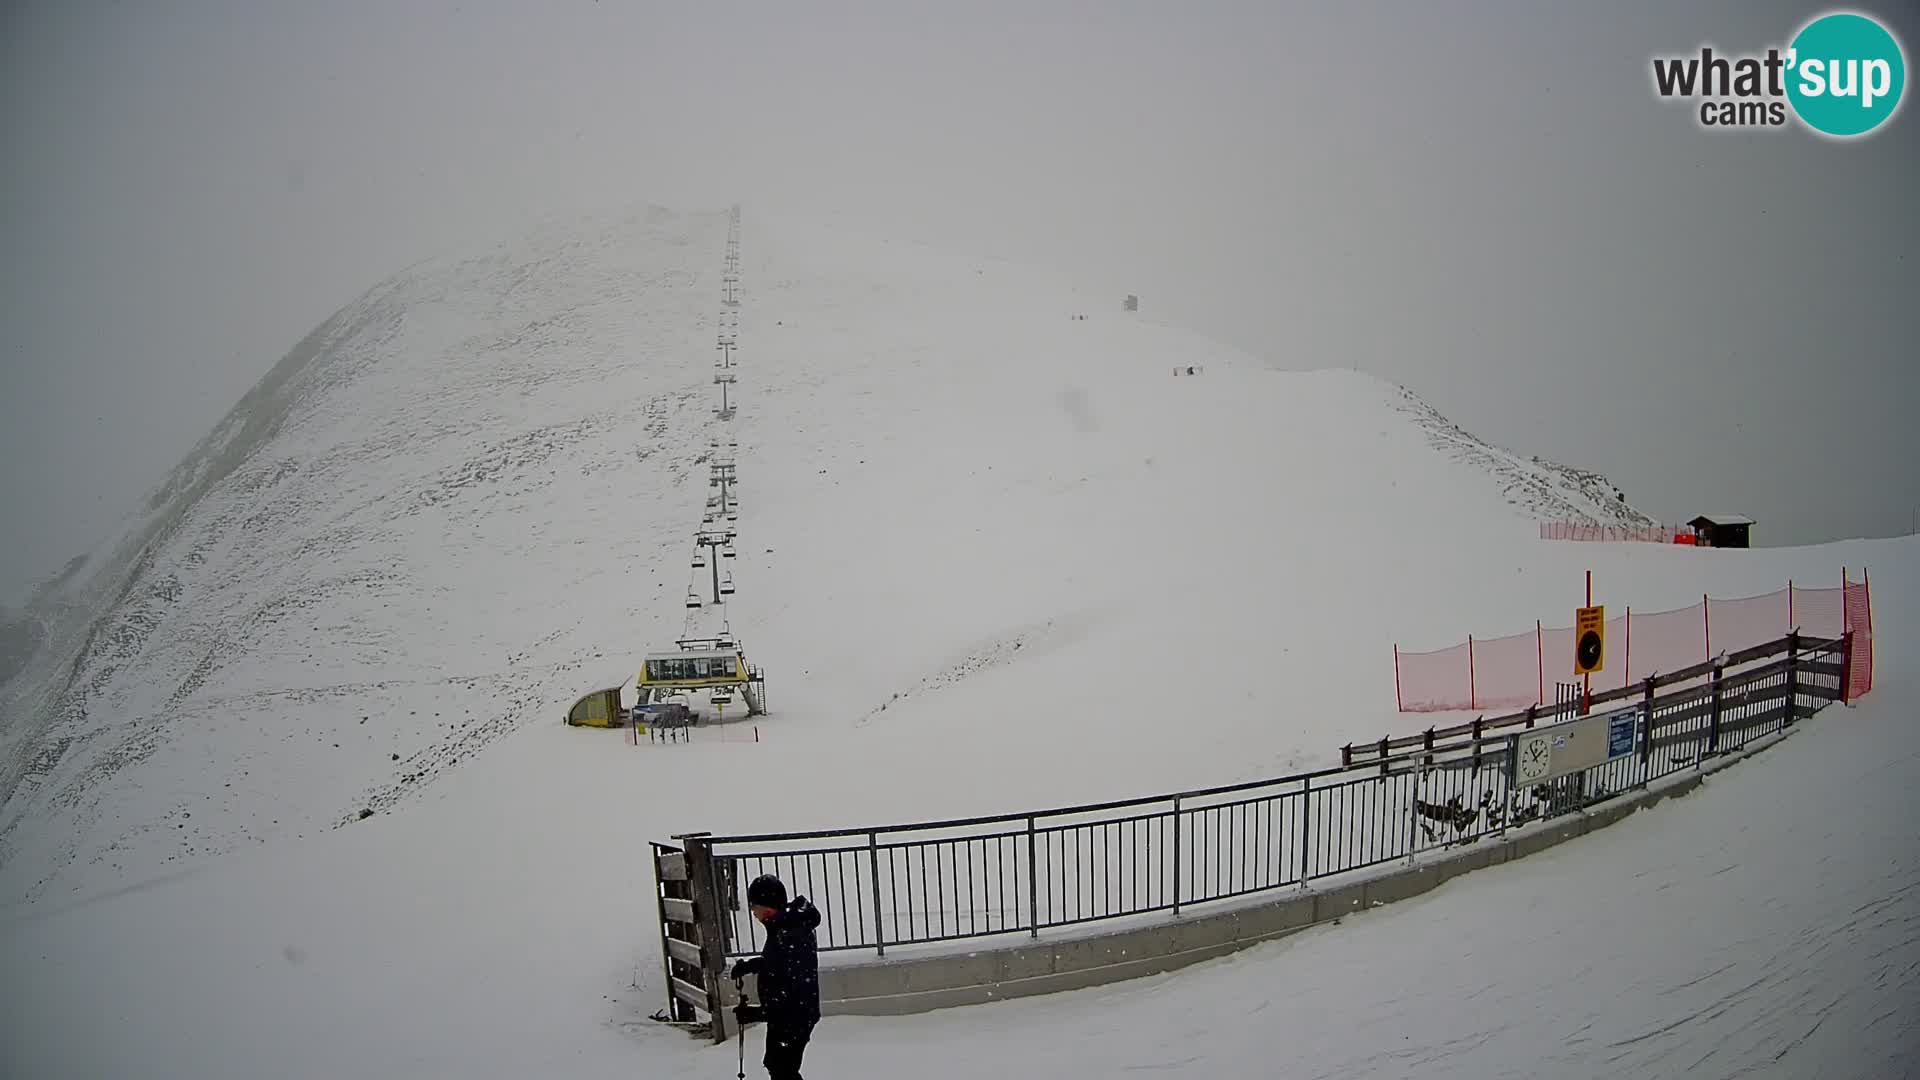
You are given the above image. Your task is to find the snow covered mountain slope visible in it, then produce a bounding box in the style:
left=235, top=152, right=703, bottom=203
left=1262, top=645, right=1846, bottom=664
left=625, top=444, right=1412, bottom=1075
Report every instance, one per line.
left=0, top=203, right=1912, bottom=1078
left=0, top=205, right=731, bottom=901
left=1392, top=387, right=1654, bottom=526
left=0, top=205, right=1854, bottom=917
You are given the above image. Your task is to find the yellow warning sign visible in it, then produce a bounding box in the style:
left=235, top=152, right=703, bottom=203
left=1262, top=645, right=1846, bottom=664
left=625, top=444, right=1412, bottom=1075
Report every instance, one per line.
left=1575, top=605, right=1605, bottom=675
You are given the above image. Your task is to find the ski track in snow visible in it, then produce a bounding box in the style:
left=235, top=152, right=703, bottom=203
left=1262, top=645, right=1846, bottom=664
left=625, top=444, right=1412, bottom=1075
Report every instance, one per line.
left=852, top=611, right=1099, bottom=727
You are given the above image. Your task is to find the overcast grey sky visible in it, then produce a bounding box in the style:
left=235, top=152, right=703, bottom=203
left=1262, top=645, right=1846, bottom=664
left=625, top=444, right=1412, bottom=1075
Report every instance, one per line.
left=4, top=0, right=1915, bottom=601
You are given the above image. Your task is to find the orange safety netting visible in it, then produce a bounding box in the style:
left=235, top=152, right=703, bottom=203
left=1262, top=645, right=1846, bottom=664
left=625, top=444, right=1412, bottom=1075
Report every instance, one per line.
left=1539, top=522, right=1687, bottom=543
left=1395, top=576, right=1871, bottom=713
left=1844, top=575, right=1875, bottom=699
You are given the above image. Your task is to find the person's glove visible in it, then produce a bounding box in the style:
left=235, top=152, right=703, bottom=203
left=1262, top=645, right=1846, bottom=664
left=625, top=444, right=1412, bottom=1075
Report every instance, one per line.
left=730, top=959, right=755, bottom=981
left=733, top=1003, right=764, bottom=1025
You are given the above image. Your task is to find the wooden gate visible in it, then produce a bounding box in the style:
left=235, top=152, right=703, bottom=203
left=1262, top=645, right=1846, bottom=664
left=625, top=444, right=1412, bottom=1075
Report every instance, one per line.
left=651, top=835, right=737, bottom=1043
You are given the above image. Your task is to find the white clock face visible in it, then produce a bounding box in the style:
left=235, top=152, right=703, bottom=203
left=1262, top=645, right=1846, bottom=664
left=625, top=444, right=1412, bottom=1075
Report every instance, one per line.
left=1517, top=734, right=1552, bottom=782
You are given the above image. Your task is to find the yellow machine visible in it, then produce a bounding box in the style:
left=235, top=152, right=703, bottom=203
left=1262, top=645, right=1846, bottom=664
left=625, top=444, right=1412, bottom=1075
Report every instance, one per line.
left=564, top=686, right=626, bottom=727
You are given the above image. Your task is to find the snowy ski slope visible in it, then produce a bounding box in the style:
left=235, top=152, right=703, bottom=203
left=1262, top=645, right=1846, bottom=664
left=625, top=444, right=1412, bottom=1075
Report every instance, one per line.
left=0, top=205, right=1912, bottom=1078
left=0, top=205, right=1675, bottom=907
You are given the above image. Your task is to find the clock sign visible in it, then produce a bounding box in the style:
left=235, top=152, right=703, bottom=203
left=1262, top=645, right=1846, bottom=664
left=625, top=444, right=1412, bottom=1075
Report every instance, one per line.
left=1516, top=732, right=1553, bottom=783
left=1574, top=605, right=1606, bottom=675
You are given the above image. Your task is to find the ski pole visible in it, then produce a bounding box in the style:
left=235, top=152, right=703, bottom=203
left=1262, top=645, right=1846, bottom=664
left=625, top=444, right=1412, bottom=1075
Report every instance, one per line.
left=733, top=975, right=747, bottom=1080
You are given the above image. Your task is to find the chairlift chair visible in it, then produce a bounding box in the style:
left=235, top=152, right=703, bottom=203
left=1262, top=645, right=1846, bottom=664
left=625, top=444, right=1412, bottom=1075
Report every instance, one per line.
left=685, top=589, right=702, bottom=610
left=692, top=551, right=707, bottom=569
left=720, top=573, right=735, bottom=596
left=721, top=545, right=737, bottom=559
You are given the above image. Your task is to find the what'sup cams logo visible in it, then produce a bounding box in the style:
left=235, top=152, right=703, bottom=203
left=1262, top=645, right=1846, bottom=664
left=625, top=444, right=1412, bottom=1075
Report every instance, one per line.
left=1651, top=10, right=1906, bottom=138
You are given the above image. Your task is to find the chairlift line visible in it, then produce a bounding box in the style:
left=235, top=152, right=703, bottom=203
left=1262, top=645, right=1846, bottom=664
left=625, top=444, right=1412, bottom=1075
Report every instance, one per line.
left=635, top=224, right=766, bottom=715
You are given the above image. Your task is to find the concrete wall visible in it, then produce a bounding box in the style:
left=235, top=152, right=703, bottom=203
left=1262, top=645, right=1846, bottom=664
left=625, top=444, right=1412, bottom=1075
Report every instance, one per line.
left=809, top=737, right=1783, bottom=1017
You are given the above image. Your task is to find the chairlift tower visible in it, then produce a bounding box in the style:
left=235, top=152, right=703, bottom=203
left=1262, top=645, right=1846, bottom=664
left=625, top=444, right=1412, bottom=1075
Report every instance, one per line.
left=693, top=526, right=738, bottom=605
left=709, top=462, right=738, bottom=519
left=713, top=370, right=736, bottom=416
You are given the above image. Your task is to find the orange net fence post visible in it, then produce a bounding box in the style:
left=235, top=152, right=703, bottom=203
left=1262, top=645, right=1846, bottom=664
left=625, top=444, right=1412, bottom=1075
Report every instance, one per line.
left=1468, top=627, right=1546, bottom=711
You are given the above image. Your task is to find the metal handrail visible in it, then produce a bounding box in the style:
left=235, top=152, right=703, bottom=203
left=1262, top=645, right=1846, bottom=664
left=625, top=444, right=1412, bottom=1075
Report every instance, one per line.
left=701, top=632, right=1837, bottom=847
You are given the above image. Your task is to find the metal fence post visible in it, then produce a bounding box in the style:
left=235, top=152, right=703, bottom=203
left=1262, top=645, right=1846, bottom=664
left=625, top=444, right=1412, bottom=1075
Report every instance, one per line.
left=1783, top=631, right=1800, bottom=728
left=867, top=831, right=886, bottom=957
left=1840, top=629, right=1854, bottom=704
left=1707, top=664, right=1724, bottom=760
left=1774, top=626, right=1789, bottom=726
left=1025, top=816, right=1039, bottom=939
left=1171, top=795, right=1183, bottom=915
left=1405, top=763, right=1420, bottom=864
left=1639, top=676, right=1656, bottom=785
left=1297, top=779, right=1313, bottom=886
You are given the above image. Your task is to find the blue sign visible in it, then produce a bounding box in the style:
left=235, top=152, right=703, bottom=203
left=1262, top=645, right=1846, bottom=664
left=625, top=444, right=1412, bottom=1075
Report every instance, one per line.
left=1607, top=709, right=1638, bottom=759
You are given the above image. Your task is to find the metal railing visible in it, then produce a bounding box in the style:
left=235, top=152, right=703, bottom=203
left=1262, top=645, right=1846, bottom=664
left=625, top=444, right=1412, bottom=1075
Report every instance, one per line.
left=1356, top=628, right=1852, bottom=765
left=654, top=632, right=1850, bottom=1021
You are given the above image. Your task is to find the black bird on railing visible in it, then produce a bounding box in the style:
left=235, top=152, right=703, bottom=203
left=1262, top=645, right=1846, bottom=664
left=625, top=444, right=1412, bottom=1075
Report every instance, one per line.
left=1412, top=794, right=1480, bottom=834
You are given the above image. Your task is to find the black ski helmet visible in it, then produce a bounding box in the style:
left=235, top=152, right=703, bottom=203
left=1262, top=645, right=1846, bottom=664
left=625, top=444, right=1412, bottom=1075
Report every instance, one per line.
left=747, top=874, right=787, bottom=909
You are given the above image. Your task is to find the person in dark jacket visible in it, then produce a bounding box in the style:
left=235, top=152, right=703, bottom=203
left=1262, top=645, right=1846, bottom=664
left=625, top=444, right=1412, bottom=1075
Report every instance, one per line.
left=730, top=874, right=821, bottom=1079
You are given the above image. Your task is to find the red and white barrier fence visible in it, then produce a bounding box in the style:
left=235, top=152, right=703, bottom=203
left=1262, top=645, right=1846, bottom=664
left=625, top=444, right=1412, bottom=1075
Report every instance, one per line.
left=1394, top=572, right=1874, bottom=712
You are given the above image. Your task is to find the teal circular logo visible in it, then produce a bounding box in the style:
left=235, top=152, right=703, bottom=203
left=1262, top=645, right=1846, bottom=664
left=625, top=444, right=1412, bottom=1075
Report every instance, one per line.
left=1786, top=12, right=1906, bottom=137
